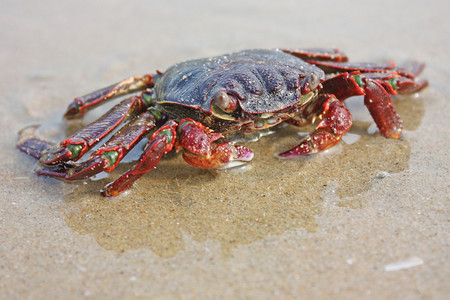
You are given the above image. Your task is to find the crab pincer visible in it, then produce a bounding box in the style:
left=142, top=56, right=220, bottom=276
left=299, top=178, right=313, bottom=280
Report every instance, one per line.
left=176, top=119, right=253, bottom=169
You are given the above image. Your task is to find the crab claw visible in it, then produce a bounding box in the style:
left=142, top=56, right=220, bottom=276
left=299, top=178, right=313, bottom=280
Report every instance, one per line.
left=176, top=118, right=223, bottom=156
left=176, top=118, right=253, bottom=169
left=182, top=142, right=254, bottom=169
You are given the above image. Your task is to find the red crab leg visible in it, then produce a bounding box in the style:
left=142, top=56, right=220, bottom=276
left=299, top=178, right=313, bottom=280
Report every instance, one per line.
left=320, top=71, right=428, bottom=98
left=278, top=95, right=352, bottom=158
left=35, top=111, right=159, bottom=180
left=309, top=60, right=397, bottom=75
left=17, top=126, right=58, bottom=160
left=361, top=72, right=428, bottom=95
left=64, top=74, right=158, bottom=119
left=281, top=48, right=349, bottom=62
left=318, top=72, right=365, bottom=100
left=176, top=119, right=254, bottom=169
left=101, top=121, right=177, bottom=197
left=320, top=71, right=428, bottom=138
left=37, top=95, right=149, bottom=165
left=396, top=60, right=426, bottom=77
left=327, top=72, right=404, bottom=138
left=363, top=78, right=403, bottom=138
left=305, top=59, right=427, bottom=80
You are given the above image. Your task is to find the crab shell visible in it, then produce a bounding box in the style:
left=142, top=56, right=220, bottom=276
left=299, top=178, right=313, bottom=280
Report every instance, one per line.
left=154, top=49, right=324, bottom=120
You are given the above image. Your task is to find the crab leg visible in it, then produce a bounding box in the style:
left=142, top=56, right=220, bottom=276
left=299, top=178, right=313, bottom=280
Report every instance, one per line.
left=283, top=49, right=428, bottom=93
left=363, top=78, right=403, bottom=138
left=35, top=110, right=159, bottom=181
left=396, top=60, right=426, bottom=77
left=101, top=118, right=253, bottom=196
left=101, top=121, right=177, bottom=197
left=310, top=60, right=398, bottom=75
left=64, top=74, right=158, bottom=119
left=320, top=70, right=428, bottom=97
left=17, top=126, right=59, bottom=160
left=319, top=71, right=428, bottom=138
left=35, top=95, right=150, bottom=165
left=361, top=72, right=428, bottom=95
left=278, top=95, right=352, bottom=158
left=303, top=58, right=427, bottom=79
left=281, top=48, right=349, bottom=63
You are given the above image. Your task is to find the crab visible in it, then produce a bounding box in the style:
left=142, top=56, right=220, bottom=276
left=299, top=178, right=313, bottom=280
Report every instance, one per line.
left=17, top=48, right=428, bottom=197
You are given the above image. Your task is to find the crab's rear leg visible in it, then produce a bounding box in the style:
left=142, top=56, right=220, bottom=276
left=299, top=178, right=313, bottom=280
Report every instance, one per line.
left=35, top=110, right=160, bottom=181
left=101, top=121, right=177, bottom=197
left=320, top=71, right=427, bottom=138
left=64, top=74, right=158, bottom=119
left=362, top=71, right=428, bottom=95
left=303, top=58, right=428, bottom=82
left=19, top=94, right=151, bottom=166
left=362, top=78, right=403, bottom=138
left=279, top=95, right=352, bottom=158
left=17, top=126, right=59, bottom=160
left=281, top=48, right=349, bottom=63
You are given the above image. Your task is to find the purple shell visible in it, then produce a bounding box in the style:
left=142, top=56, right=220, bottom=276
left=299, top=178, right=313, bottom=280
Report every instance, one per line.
left=155, top=49, right=324, bottom=113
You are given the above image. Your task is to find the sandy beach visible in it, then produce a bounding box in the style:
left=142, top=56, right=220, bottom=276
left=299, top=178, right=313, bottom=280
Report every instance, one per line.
left=1, top=0, right=448, bottom=298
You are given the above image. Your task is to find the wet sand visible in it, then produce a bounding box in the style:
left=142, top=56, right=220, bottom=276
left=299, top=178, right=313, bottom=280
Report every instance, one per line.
left=1, top=0, right=448, bottom=298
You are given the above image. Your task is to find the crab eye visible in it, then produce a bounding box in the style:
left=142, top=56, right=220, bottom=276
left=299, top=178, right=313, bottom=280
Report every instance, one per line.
left=308, top=73, right=320, bottom=90
left=213, top=91, right=237, bottom=112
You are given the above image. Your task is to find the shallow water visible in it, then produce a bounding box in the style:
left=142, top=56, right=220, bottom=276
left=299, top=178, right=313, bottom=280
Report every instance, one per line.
left=61, top=94, right=424, bottom=257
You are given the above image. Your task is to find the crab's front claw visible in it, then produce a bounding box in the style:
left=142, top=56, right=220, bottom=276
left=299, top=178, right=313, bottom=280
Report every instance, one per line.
left=176, top=118, right=253, bottom=169
left=182, top=142, right=254, bottom=169
left=176, top=119, right=223, bottom=156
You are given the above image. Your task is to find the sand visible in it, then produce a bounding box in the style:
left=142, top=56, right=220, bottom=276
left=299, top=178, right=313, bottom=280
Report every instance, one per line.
left=1, top=0, right=448, bottom=298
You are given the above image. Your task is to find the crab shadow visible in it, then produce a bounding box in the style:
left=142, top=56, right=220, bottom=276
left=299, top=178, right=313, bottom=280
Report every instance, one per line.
left=63, top=95, right=424, bottom=258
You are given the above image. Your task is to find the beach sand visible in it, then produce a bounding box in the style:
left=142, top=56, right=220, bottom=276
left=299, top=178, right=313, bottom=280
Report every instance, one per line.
left=1, top=0, right=448, bottom=298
